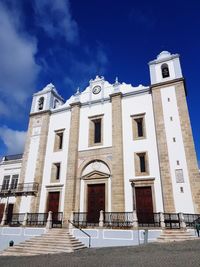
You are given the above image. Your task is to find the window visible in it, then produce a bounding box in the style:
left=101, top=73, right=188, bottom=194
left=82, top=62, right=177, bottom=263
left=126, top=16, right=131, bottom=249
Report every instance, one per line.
left=51, top=163, right=61, bottom=182
left=38, top=97, right=44, bottom=110
left=53, top=99, right=59, bottom=109
left=131, top=114, right=146, bottom=140
left=161, top=63, right=170, bottom=78
left=2, top=176, right=10, bottom=190
left=94, top=119, right=101, bottom=143
left=135, top=152, right=149, bottom=176
left=89, top=115, right=103, bottom=146
left=54, top=130, right=64, bottom=151
left=10, top=175, right=19, bottom=189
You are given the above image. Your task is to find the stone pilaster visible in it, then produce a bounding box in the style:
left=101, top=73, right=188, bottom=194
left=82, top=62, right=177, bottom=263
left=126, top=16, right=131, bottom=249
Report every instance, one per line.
left=110, top=92, right=125, bottom=211
left=30, top=112, right=50, bottom=212
left=14, top=116, right=37, bottom=213
left=63, top=102, right=80, bottom=223
left=15, top=112, right=50, bottom=213
left=175, top=81, right=200, bottom=213
left=152, top=88, right=175, bottom=212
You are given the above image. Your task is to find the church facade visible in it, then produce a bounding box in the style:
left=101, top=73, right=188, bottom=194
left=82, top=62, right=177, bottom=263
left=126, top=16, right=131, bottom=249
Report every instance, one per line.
left=0, top=51, right=200, bottom=225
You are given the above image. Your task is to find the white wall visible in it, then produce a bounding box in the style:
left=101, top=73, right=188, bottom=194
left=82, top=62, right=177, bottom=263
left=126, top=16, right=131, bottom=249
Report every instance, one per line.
left=39, top=110, right=71, bottom=213
left=122, top=93, right=164, bottom=212
left=161, top=86, right=194, bottom=213
left=78, top=102, right=112, bottom=151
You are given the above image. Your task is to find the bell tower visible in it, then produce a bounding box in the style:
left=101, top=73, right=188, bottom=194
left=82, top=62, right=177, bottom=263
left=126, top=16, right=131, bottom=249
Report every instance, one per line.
left=149, top=51, right=183, bottom=85
left=149, top=51, right=200, bottom=214
left=16, top=83, right=64, bottom=213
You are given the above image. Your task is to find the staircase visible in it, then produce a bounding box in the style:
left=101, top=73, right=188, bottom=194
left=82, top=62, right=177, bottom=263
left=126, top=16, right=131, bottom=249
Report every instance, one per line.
left=0, top=228, right=86, bottom=256
left=157, top=229, right=197, bottom=242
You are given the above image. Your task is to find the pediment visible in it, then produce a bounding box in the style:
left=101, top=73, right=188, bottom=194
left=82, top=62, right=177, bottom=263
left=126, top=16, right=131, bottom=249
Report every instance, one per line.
left=82, top=170, right=110, bottom=180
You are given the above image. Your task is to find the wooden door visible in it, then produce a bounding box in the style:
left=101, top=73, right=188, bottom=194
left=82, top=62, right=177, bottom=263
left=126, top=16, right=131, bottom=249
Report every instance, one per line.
left=0, top=204, right=5, bottom=223
left=47, top=192, right=60, bottom=213
left=87, top=184, right=105, bottom=223
left=7, top=204, right=14, bottom=224
left=135, top=187, right=153, bottom=223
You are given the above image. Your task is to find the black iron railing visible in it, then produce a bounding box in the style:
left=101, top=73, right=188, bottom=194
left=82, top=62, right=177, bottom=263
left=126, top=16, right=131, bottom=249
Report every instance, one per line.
left=183, top=213, right=200, bottom=228
left=0, top=182, right=39, bottom=197
left=137, top=212, right=160, bottom=227
left=26, top=213, right=48, bottom=227
left=69, top=220, right=91, bottom=248
left=73, top=212, right=99, bottom=227
left=104, top=212, right=134, bottom=228
left=163, top=213, right=180, bottom=229
left=52, top=212, right=63, bottom=228
left=7, top=213, right=25, bottom=226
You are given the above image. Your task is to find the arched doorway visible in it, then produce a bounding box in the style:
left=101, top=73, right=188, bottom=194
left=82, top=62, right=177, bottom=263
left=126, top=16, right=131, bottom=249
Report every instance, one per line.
left=80, top=160, right=111, bottom=223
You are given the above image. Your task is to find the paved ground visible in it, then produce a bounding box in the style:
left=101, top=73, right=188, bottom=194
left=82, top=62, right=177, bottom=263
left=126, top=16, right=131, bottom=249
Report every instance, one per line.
left=1, top=240, right=200, bottom=267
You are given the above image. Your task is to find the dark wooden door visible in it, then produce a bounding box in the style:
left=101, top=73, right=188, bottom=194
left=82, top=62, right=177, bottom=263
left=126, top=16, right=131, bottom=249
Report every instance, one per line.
left=7, top=204, right=14, bottom=224
left=135, top=187, right=153, bottom=223
left=47, top=192, right=60, bottom=213
left=0, top=204, right=5, bottom=223
left=87, top=184, right=105, bottom=223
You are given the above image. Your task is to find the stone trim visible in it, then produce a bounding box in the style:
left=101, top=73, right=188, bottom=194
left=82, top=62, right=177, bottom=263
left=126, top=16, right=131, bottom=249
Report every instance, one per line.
left=131, top=114, right=146, bottom=140
left=88, top=115, right=104, bottom=147
left=175, top=81, right=200, bottom=213
left=131, top=179, right=156, bottom=212
left=30, top=113, right=50, bottom=213
left=63, top=104, right=80, bottom=222
left=152, top=88, right=175, bottom=212
left=14, top=114, right=50, bottom=213
left=150, top=78, right=185, bottom=91
left=50, top=162, right=61, bottom=182
left=110, top=93, right=125, bottom=211
left=134, top=151, right=149, bottom=176
left=74, top=147, right=112, bottom=211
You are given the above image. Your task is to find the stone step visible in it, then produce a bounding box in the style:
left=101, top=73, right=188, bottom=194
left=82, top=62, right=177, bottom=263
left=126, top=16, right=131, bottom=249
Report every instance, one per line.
left=157, top=230, right=197, bottom=242
left=0, top=229, right=86, bottom=256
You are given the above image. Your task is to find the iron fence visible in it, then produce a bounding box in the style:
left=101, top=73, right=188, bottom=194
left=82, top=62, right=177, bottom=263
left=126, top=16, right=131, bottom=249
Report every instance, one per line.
left=7, top=213, right=25, bottom=226
left=0, top=182, right=39, bottom=197
left=26, top=213, right=48, bottom=227
left=183, top=213, right=200, bottom=228
left=73, top=212, right=99, bottom=227
left=163, top=213, right=180, bottom=229
left=137, top=212, right=160, bottom=227
left=104, top=212, right=134, bottom=228
left=52, top=212, right=63, bottom=228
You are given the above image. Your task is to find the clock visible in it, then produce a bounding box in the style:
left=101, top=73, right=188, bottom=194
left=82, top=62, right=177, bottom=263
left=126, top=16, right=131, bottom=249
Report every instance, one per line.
left=92, top=85, right=101, bottom=94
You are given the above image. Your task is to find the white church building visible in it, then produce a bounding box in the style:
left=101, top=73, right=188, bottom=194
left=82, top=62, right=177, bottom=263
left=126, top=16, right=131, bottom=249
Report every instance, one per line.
left=0, top=51, right=200, bottom=229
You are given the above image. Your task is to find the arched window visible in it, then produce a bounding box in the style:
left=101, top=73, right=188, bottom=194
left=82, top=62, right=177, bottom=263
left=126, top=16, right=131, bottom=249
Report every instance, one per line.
left=161, top=63, right=170, bottom=78
left=38, top=97, right=44, bottom=110
left=53, top=99, right=59, bottom=109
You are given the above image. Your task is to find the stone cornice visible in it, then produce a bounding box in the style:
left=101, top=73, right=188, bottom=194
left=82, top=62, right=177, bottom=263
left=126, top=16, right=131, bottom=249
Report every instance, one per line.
left=150, top=78, right=185, bottom=90
left=30, top=110, right=51, bottom=117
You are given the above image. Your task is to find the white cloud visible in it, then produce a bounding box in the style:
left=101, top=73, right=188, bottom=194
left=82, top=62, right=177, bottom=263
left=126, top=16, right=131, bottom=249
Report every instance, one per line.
left=0, top=2, right=40, bottom=111
left=0, top=126, right=26, bottom=155
left=33, top=0, right=78, bottom=44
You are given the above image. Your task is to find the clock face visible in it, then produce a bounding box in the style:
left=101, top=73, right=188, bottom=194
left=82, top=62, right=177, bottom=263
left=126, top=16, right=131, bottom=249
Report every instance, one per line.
left=92, top=85, right=101, bottom=94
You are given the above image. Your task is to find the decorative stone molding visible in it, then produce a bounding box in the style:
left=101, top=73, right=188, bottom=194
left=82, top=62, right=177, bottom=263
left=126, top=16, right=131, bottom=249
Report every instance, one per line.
left=46, top=211, right=53, bottom=229
left=99, top=210, right=104, bottom=227
left=151, top=88, right=175, bottom=212
left=110, top=92, right=125, bottom=211
left=175, top=81, right=200, bottom=213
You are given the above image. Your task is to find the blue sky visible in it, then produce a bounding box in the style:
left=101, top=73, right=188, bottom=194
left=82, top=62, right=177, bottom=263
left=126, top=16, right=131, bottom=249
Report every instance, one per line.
left=0, top=0, right=199, bottom=165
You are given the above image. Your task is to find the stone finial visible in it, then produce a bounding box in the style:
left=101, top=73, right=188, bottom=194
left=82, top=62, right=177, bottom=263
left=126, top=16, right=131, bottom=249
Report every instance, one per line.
left=160, top=212, right=165, bottom=229
left=132, top=210, right=138, bottom=228
left=179, top=212, right=186, bottom=230
left=46, top=211, right=53, bottom=229
left=99, top=210, right=104, bottom=227
left=22, top=212, right=28, bottom=227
